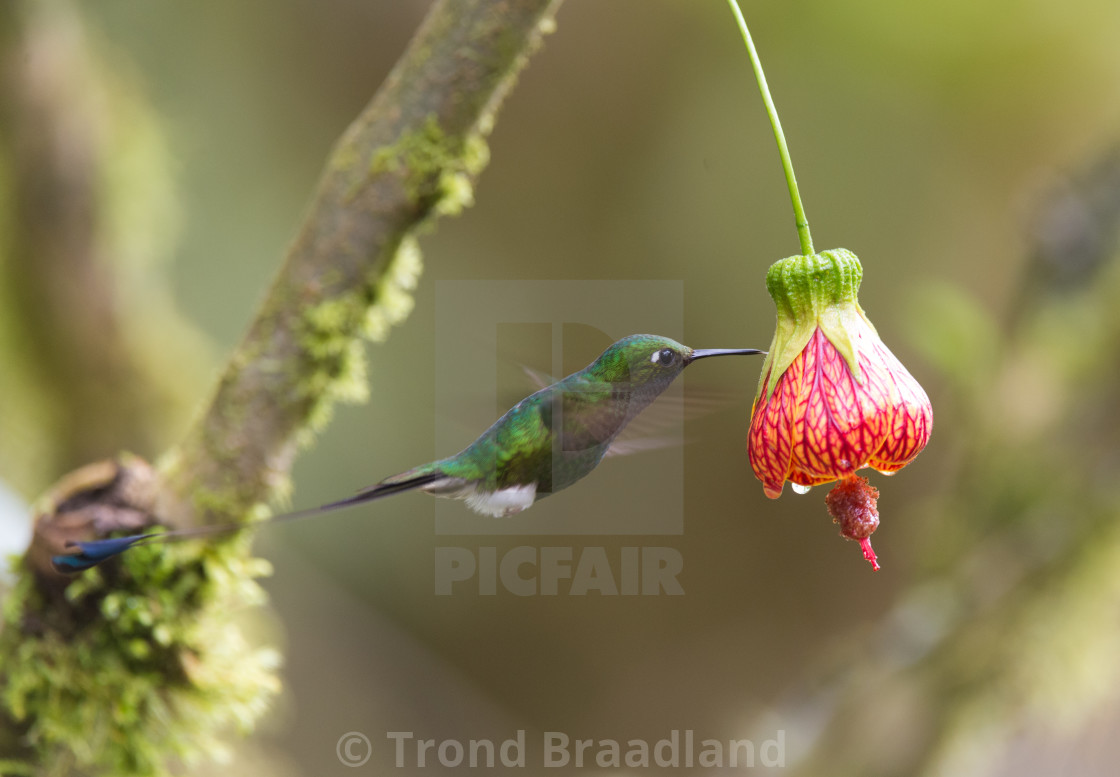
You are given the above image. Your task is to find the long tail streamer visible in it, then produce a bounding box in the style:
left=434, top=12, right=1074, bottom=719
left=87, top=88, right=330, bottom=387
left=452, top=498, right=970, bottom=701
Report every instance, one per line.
left=51, top=472, right=444, bottom=573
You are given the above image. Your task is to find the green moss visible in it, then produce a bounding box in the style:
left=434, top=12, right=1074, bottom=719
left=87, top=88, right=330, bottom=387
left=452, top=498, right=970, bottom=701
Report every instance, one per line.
left=365, top=235, right=423, bottom=342
left=0, top=536, right=278, bottom=776
left=294, top=228, right=428, bottom=448
left=369, top=115, right=488, bottom=217
left=297, top=294, right=373, bottom=446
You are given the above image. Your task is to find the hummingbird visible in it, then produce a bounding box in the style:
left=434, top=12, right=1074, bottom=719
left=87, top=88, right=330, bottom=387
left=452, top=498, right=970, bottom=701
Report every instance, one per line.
left=53, top=334, right=763, bottom=573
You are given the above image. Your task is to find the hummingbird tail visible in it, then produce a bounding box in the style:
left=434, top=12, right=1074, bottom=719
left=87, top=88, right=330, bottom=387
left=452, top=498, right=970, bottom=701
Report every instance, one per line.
left=51, top=534, right=160, bottom=574
left=316, top=471, right=446, bottom=511
left=50, top=519, right=246, bottom=574
left=50, top=471, right=447, bottom=574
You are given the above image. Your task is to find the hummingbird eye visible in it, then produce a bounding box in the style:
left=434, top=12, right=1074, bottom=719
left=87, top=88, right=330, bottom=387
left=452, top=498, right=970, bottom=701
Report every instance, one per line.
left=652, top=348, right=676, bottom=366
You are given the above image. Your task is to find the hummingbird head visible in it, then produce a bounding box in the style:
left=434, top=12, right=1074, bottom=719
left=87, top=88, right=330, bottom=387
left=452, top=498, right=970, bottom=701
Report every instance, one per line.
left=589, top=335, right=764, bottom=401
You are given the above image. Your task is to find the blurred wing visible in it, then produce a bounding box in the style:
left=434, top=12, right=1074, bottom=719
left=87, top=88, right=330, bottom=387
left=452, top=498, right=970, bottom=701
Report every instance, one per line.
left=603, top=436, right=684, bottom=457
left=521, top=365, right=556, bottom=392
left=605, top=384, right=744, bottom=458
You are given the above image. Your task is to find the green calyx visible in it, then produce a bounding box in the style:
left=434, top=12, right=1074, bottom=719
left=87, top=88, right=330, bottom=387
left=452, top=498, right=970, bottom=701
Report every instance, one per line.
left=756, top=248, right=877, bottom=401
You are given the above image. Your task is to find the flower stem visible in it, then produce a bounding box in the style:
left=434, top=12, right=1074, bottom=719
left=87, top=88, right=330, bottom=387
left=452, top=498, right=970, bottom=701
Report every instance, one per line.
left=725, top=0, right=813, bottom=256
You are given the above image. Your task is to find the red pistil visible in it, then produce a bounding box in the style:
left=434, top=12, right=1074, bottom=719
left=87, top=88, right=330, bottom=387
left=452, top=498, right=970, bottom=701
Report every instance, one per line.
left=858, top=537, right=880, bottom=571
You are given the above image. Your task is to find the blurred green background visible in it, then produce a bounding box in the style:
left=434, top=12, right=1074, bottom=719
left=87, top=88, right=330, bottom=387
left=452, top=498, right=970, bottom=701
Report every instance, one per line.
left=4, top=0, right=1120, bottom=774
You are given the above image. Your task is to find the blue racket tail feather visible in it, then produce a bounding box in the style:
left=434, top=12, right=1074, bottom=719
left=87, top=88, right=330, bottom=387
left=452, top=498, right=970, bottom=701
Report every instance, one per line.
left=51, top=535, right=158, bottom=573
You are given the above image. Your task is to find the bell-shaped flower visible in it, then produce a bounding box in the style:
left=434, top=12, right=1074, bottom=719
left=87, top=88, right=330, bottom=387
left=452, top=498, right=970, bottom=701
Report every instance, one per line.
left=748, top=249, right=932, bottom=567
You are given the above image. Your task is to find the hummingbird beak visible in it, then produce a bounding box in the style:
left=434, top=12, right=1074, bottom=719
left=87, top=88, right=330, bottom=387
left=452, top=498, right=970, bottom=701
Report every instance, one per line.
left=687, top=348, right=766, bottom=363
